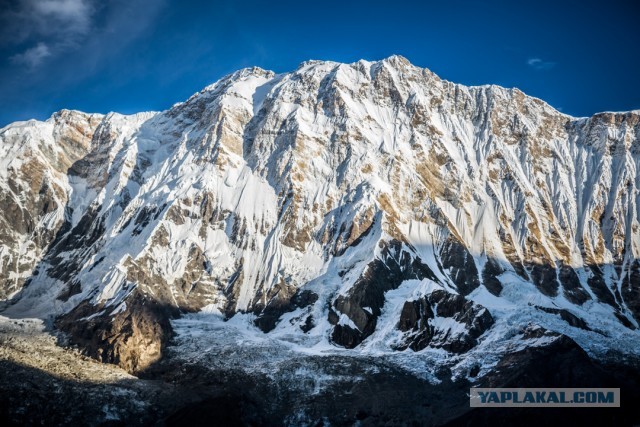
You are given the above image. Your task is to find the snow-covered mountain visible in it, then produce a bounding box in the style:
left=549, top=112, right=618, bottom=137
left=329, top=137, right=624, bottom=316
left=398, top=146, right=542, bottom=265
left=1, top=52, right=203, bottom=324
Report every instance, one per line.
left=1, top=55, right=639, bottom=376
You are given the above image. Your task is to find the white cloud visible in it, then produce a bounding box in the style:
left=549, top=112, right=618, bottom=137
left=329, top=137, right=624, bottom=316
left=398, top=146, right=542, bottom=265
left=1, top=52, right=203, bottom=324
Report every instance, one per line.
left=2, top=0, right=97, bottom=41
left=527, top=58, right=556, bottom=71
left=10, top=43, right=52, bottom=68
left=2, top=0, right=97, bottom=68
left=34, top=0, right=95, bottom=34
left=2, top=0, right=166, bottom=75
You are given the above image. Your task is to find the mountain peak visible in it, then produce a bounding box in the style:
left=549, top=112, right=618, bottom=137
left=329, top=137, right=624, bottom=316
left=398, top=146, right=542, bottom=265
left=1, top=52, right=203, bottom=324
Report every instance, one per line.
left=380, top=53, right=412, bottom=67
left=0, top=57, right=638, bottom=384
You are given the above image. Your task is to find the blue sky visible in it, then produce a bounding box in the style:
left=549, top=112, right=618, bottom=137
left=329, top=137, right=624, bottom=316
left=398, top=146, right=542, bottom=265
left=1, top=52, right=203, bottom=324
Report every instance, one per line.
left=0, top=0, right=638, bottom=127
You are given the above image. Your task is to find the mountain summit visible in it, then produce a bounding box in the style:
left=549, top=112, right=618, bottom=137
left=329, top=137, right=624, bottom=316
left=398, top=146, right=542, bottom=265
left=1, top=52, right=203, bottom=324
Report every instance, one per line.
left=1, top=56, right=639, bottom=384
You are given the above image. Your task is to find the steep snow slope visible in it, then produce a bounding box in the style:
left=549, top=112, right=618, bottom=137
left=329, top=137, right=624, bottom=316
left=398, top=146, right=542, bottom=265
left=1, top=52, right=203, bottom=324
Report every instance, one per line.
left=0, top=56, right=639, bottom=373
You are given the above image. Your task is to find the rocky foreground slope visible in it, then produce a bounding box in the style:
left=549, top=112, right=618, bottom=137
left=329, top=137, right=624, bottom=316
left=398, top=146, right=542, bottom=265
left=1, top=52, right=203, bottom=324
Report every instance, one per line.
left=0, top=55, right=639, bottom=424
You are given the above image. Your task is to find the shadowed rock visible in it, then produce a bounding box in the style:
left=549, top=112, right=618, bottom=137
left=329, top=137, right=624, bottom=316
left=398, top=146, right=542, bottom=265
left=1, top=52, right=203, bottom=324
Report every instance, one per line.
left=56, top=291, right=178, bottom=374
left=397, top=289, right=494, bottom=353
left=329, top=239, right=439, bottom=348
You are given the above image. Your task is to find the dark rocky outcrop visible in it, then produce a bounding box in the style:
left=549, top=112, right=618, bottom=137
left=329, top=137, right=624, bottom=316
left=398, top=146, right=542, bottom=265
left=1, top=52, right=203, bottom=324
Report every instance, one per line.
left=253, top=289, right=318, bottom=332
left=481, top=258, right=503, bottom=296
left=329, top=239, right=439, bottom=348
left=440, top=237, right=480, bottom=296
left=558, top=263, right=591, bottom=305
left=586, top=264, right=617, bottom=307
left=396, top=289, right=494, bottom=353
left=527, top=262, right=558, bottom=297
left=445, top=326, right=640, bottom=426
left=534, top=305, right=591, bottom=330
left=56, top=291, right=178, bottom=374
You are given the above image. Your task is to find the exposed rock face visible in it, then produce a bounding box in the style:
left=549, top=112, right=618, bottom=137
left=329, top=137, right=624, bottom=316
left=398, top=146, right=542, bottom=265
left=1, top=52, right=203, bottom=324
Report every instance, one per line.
left=55, top=292, right=177, bottom=373
left=397, top=289, right=494, bottom=353
left=329, top=239, right=438, bottom=348
left=254, top=288, right=318, bottom=332
left=440, top=238, right=480, bottom=296
left=1, top=56, right=639, bottom=372
left=0, top=110, right=102, bottom=299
